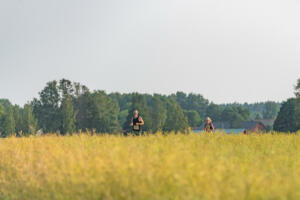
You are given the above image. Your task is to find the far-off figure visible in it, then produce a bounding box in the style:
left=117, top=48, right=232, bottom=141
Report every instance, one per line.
left=203, top=117, right=215, bottom=133
left=130, top=109, right=144, bottom=135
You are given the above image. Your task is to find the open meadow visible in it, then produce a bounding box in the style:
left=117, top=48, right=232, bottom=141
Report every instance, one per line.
left=0, top=132, right=299, bottom=200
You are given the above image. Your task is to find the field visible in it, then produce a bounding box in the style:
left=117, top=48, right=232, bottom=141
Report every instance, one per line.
left=0, top=133, right=299, bottom=200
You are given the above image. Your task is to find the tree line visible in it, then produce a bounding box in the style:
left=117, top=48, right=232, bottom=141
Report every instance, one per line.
left=273, top=79, right=300, bottom=132
left=0, top=79, right=284, bottom=136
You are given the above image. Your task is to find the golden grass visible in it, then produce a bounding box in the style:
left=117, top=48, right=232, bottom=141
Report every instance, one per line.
left=0, top=132, right=299, bottom=200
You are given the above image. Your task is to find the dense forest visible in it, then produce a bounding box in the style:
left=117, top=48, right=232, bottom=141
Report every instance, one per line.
left=0, top=79, right=285, bottom=136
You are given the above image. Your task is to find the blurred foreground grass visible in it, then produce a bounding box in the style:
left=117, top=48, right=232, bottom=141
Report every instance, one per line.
left=0, top=132, right=299, bottom=200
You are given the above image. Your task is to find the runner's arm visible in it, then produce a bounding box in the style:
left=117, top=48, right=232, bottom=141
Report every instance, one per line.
left=211, top=123, right=215, bottom=131
left=137, top=117, right=144, bottom=126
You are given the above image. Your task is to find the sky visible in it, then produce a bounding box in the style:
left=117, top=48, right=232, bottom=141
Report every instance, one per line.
left=0, top=0, right=299, bottom=106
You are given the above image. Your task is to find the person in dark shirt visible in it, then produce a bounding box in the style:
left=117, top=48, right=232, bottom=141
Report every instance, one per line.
left=203, top=117, right=215, bottom=133
left=130, top=109, right=144, bottom=135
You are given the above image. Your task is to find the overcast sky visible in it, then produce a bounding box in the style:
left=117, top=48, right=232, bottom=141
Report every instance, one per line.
left=1, top=0, right=299, bottom=106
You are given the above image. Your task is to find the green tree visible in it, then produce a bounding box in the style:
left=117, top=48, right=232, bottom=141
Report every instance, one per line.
left=75, top=91, right=92, bottom=131
left=163, top=101, right=189, bottom=133
left=221, top=106, right=250, bottom=128
left=254, top=112, right=263, bottom=120
left=151, top=96, right=167, bottom=132
left=0, top=104, right=6, bottom=134
left=32, top=81, right=61, bottom=133
left=184, top=110, right=202, bottom=127
left=206, top=103, right=222, bottom=122
left=61, top=95, right=76, bottom=135
left=89, top=91, right=119, bottom=133
left=13, top=105, right=23, bottom=134
left=186, top=93, right=209, bottom=117
left=59, top=79, right=74, bottom=97
left=274, top=98, right=299, bottom=132
left=118, top=110, right=128, bottom=129
left=173, top=92, right=187, bottom=109
left=171, top=92, right=209, bottom=117
left=295, top=78, right=300, bottom=98
left=22, top=104, right=37, bottom=135
left=263, top=101, right=279, bottom=119
left=3, top=106, right=16, bottom=136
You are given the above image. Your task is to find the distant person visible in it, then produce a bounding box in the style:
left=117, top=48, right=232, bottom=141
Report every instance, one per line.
left=203, top=117, right=215, bottom=133
left=242, top=129, right=247, bottom=135
left=130, top=109, right=144, bottom=135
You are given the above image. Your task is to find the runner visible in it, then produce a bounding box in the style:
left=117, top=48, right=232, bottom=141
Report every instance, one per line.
left=203, top=117, right=215, bottom=133
left=130, top=109, right=144, bottom=135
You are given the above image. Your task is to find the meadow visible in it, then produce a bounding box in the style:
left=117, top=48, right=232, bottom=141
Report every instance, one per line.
left=0, top=132, right=299, bottom=200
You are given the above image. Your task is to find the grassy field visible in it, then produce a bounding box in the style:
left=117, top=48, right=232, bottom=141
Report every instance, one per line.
left=0, top=133, right=299, bottom=200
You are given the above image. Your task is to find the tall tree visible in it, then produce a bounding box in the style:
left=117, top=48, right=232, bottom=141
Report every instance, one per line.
left=61, top=95, right=76, bottom=135
left=89, top=91, right=120, bottom=133
left=13, top=105, right=23, bottom=135
left=184, top=110, right=202, bottom=127
left=0, top=104, right=6, bottom=134
left=3, top=106, right=16, bottom=136
left=295, top=78, right=300, bottom=98
left=22, top=104, right=37, bottom=135
left=263, top=101, right=280, bottom=119
left=75, top=91, right=92, bottom=131
left=59, top=79, right=74, bottom=97
left=171, top=92, right=209, bottom=117
left=206, top=103, right=222, bottom=122
left=163, top=101, right=189, bottom=133
left=221, top=106, right=250, bottom=128
left=32, top=81, right=61, bottom=132
left=274, top=98, right=299, bottom=132
left=173, top=92, right=188, bottom=109
left=151, top=96, right=167, bottom=132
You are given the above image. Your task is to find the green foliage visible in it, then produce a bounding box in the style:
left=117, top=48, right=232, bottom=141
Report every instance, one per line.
left=206, top=103, right=222, bottom=122
left=263, top=101, right=280, bottom=119
left=254, top=112, right=263, bottom=120
left=61, top=95, right=76, bottom=135
left=221, top=106, right=250, bottom=128
left=13, top=105, right=23, bottom=134
left=184, top=110, right=202, bottom=127
left=222, top=102, right=281, bottom=120
left=88, top=91, right=120, bottom=133
left=274, top=79, right=300, bottom=132
left=0, top=99, right=12, bottom=111
left=151, top=96, right=167, bottom=132
left=3, top=106, right=15, bottom=136
left=0, top=104, right=6, bottom=134
left=295, top=78, right=300, bottom=98
left=32, top=81, right=61, bottom=133
left=22, top=104, right=37, bottom=135
left=0, top=104, right=5, bottom=119
left=118, top=110, right=128, bottom=129
left=164, top=101, right=189, bottom=132
left=274, top=98, right=300, bottom=132
left=172, top=92, right=209, bottom=117
left=75, top=91, right=92, bottom=131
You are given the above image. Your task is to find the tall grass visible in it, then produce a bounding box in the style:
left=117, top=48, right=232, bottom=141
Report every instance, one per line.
left=0, top=132, right=299, bottom=200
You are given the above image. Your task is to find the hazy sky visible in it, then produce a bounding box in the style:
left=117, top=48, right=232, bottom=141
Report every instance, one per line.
left=1, top=0, right=299, bottom=106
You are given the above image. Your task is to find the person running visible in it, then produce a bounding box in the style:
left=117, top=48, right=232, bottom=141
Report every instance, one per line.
left=203, top=117, right=215, bottom=133
left=130, top=109, right=144, bottom=135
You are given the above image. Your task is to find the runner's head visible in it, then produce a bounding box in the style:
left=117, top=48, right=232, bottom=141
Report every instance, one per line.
left=133, top=109, right=139, bottom=118
left=206, top=117, right=212, bottom=123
